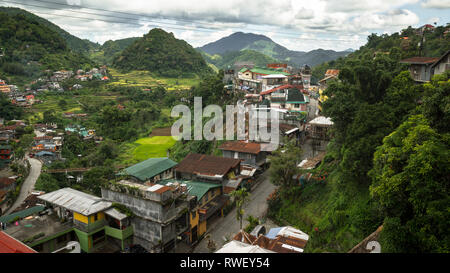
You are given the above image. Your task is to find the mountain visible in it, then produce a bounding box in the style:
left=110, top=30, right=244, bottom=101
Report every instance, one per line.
left=90, top=37, right=140, bottom=65
left=0, top=10, right=94, bottom=76
left=0, top=7, right=99, bottom=54
left=113, top=28, right=212, bottom=77
left=199, top=32, right=350, bottom=67
left=199, top=49, right=280, bottom=69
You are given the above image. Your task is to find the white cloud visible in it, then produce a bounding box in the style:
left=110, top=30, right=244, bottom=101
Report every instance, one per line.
left=421, top=0, right=450, bottom=8
left=0, top=0, right=447, bottom=52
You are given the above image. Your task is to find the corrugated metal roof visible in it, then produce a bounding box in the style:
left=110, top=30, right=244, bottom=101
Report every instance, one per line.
left=104, top=208, right=127, bottom=221
left=122, top=157, right=177, bottom=182
left=219, top=141, right=262, bottom=154
left=216, top=240, right=275, bottom=253
left=158, top=179, right=220, bottom=200
left=175, top=154, right=241, bottom=177
left=37, top=188, right=112, bottom=216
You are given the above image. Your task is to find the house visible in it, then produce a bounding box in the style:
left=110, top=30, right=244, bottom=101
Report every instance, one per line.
left=118, top=157, right=178, bottom=184
left=307, top=116, right=334, bottom=140
left=400, top=56, right=440, bottom=82
left=236, top=67, right=292, bottom=93
left=219, top=141, right=268, bottom=168
left=0, top=145, right=13, bottom=167
left=215, top=240, right=274, bottom=253
left=0, top=80, right=11, bottom=94
left=25, top=95, right=35, bottom=104
left=260, top=86, right=309, bottom=120
left=430, top=50, right=450, bottom=76
left=219, top=226, right=309, bottom=253
left=318, top=69, right=340, bottom=112
left=157, top=179, right=227, bottom=244
left=174, top=154, right=241, bottom=185
left=101, top=180, right=190, bottom=252
left=35, top=188, right=133, bottom=253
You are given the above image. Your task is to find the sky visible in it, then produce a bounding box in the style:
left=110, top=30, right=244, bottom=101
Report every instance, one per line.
left=1, top=0, right=449, bottom=52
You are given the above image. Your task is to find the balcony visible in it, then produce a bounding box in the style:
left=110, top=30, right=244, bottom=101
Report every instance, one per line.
left=105, top=225, right=133, bottom=240
left=73, top=219, right=106, bottom=233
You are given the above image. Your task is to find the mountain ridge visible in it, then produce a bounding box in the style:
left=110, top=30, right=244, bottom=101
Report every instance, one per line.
left=199, top=32, right=350, bottom=67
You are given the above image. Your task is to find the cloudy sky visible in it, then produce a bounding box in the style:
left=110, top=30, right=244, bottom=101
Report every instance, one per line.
left=1, top=0, right=449, bottom=51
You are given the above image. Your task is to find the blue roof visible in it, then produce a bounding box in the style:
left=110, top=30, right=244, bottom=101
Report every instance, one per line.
left=265, top=227, right=283, bottom=239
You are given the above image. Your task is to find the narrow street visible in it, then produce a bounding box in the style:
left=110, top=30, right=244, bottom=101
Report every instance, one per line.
left=4, top=157, right=42, bottom=215
left=193, top=171, right=278, bottom=253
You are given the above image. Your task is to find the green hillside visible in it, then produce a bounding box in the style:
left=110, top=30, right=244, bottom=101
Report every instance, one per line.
left=200, top=49, right=279, bottom=69
left=90, top=37, right=141, bottom=65
left=0, top=7, right=99, bottom=54
left=0, top=11, right=94, bottom=85
left=113, top=28, right=213, bottom=77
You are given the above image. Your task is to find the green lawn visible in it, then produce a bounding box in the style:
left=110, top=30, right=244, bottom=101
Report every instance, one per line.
left=119, top=136, right=177, bottom=165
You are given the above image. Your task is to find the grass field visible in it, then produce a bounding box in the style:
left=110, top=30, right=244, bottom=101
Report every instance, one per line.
left=109, top=68, right=200, bottom=90
left=119, top=136, right=177, bottom=165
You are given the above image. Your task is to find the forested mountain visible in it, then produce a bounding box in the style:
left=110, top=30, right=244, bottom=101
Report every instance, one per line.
left=269, top=24, right=450, bottom=253
left=312, top=25, right=450, bottom=83
left=113, top=28, right=212, bottom=77
left=199, top=49, right=279, bottom=69
left=198, top=32, right=350, bottom=67
left=0, top=7, right=99, bottom=54
left=0, top=10, right=94, bottom=82
left=90, top=37, right=140, bottom=65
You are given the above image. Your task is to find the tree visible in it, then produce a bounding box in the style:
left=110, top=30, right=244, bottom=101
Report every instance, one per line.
left=268, top=141, right=302, bottom=189
left=231, top=188, right=251, bottom=230
left=370, top=115, right=450, bottom=252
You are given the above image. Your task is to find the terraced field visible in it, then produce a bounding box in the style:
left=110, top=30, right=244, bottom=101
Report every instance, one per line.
left=109, top=68, right=200, bottom=91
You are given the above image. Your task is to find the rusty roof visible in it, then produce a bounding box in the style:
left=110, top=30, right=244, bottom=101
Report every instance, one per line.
left=175, top=153, right=241, bottom=177
left=219, top=141, right=262, bottom=154
left=0, top=177, right=16, bottom=188
left=325, top=69, right=340, bottom=76
left=400, top=57, right=439, bottom=64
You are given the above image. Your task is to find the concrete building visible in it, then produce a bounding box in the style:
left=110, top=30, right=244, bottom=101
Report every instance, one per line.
left=101, top=180, right=190, bottom=252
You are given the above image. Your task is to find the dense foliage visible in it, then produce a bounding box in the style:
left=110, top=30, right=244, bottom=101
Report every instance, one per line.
left=0, top=7, right=100, bottom=54
left=0, top=11, right=94, bottom=83
left=90, top=37, right=140, bottom=65
left=200, top=49, right=279, bottom=69
left=0, top=93, right=23, bottom=120
left=269, top=25, right=450, bottom=253
left=113, top=28, right=212, bottom=77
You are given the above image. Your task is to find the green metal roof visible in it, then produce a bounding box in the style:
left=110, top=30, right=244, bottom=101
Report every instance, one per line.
left=286, top=88, right=306, bottom=103
left=158, top=179, right=220, bottom=201
left=0, top=205, right=45, bottom=224
left=121, top=157, right=178, bottom=182
left=0, top=145, right=12, bottom=150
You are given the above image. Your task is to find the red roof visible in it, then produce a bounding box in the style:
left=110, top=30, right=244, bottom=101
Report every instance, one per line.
left=260, top=84, right=293, bottom=95
left=175, top=154, right=241, bottom=177
left=219, top=141, right=262, bottom=154
left=400, top=57, right=439, bottom=64
left=0, top=231, right=37, bottom=253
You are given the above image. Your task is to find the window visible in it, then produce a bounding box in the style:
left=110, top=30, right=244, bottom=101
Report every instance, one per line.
left=295, top=104, right=300, bottom=108
left=94, top=214, right=98, bottom=221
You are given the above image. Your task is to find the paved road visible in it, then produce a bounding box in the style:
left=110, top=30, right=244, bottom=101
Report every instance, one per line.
left=4, top=157, right=42, bottom=215
left=193, top=171, right=278, bottom=253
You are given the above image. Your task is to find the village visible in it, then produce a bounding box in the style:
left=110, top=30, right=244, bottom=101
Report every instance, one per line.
left=0, top=21, right=449, bottom=254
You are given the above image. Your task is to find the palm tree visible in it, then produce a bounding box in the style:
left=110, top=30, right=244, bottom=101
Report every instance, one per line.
left=231, top=187, right=251, bottom=230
